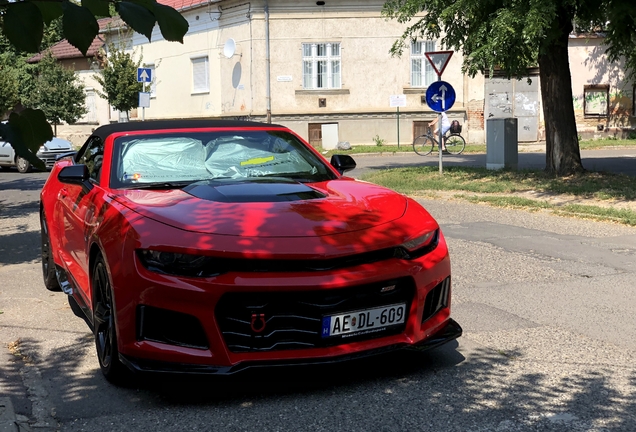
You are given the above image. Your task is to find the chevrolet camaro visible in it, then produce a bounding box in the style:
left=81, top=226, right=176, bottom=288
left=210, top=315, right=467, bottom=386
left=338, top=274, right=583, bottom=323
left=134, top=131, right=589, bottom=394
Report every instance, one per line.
left=39, top=120, right=461, bottom=383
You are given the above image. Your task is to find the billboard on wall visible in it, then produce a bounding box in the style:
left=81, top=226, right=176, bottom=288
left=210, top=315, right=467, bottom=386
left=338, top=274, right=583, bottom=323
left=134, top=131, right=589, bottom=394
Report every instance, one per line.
left=484, top=77, right=540, bottom=142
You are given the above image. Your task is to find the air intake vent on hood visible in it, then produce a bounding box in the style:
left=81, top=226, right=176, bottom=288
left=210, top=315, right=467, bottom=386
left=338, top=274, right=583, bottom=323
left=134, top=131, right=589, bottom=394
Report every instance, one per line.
left=184, top=180, right=326, bottom=203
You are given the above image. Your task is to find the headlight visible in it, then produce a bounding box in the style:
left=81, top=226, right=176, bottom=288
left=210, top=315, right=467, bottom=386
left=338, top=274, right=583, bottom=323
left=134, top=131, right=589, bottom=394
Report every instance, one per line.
left=396, top=229, right=439, bottom=259
left=137, top=250, right=223, bottom=277
left=38, top=146, right=46, bottom=152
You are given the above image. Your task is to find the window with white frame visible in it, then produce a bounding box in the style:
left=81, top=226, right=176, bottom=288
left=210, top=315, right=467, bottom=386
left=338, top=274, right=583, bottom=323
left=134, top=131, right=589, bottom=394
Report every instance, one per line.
left=191, top=56, right=209, bottom=93
left=302, top=43, right=341, bottom=90
left=411, top=41, right=436, bottom=87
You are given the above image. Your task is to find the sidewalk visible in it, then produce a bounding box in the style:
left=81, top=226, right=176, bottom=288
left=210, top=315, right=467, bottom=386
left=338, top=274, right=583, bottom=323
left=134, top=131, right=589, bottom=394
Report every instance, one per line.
left=0, top=398, right=17, bottom=432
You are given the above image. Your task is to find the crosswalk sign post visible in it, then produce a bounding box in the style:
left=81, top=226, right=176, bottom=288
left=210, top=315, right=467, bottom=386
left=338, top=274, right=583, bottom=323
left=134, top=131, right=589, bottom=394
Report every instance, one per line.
left=137, top=68, right=152, bottom=121
left=424, top=51, right=453, bottom=174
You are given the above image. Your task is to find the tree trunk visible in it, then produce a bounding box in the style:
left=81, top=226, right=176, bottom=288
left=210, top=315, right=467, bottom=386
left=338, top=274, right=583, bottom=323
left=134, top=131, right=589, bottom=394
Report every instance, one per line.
left=538, top=10, right=584, bottom=176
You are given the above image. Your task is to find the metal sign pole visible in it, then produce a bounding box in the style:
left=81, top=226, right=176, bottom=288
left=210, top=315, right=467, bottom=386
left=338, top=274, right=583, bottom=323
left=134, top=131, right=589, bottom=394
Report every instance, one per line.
left=423, top=51, right=453, bottom=176
left=142, top=82, right=146, bottom=122
left=397, top=107, right=400, bottom=148
left=438, top=75, right=443, bottom=175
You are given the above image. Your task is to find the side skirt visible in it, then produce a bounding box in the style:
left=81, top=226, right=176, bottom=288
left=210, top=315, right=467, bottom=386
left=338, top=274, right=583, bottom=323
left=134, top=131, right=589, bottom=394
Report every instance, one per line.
left=56, top=265, right=94, bottom=330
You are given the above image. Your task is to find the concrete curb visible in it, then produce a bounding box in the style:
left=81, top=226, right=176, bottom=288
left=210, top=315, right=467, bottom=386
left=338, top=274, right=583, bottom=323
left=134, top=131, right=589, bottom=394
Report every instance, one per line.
left=0, top=398, right=18, bottom=432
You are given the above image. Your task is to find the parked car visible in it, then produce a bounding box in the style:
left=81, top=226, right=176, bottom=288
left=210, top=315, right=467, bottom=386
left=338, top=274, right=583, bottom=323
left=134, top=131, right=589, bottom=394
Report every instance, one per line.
left=0, top=136, right=74, bottom=173
left=40, top=119, right=461, bottom=384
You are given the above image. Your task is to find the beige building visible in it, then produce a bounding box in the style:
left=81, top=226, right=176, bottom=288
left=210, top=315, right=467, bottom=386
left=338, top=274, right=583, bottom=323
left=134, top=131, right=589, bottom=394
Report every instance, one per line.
left=59, top=0, right=633, bottom=146
left=568, top=33, right=636, bottom=139
left=102, top=0, right=479, bottom=146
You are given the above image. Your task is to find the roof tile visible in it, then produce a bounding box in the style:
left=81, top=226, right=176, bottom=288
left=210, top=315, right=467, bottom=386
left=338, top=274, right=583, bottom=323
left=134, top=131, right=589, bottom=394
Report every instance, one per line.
left=28, top=36, right=105, bottom=63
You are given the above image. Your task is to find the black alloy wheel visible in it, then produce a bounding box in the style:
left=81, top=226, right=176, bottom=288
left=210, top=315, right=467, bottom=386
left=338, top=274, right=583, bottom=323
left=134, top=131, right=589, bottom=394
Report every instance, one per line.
left=16, top=156, right=32, bottom=173
left=92, top=255, right=128, bottom=383
left=40, top=212, right=61, bottom=292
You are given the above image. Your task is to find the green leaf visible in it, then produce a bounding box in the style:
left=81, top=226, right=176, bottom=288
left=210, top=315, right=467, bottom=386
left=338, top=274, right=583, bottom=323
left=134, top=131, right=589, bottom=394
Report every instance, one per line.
left=116, top=1, right=156, bottom=41
left=2, top=2, right=44, bottom=53
left=9, top=109, right=54, bottom=152
left=2, top=109, right=52, bottom=170
left=33, top=1, right=64, bottom=25
left=154, top=3, right=188, bottom=43
left=82, top=0, right=110, bottom=18
left=62, top=2, right=99, bottom=55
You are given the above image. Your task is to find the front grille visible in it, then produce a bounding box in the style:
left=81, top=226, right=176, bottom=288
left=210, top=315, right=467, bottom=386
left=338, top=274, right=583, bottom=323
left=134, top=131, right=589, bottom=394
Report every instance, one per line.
left=39, top=151, right=71, bottom=167
left=421, top=277, right=450, bottom=323
left=216, top=278, right=415, bottom=352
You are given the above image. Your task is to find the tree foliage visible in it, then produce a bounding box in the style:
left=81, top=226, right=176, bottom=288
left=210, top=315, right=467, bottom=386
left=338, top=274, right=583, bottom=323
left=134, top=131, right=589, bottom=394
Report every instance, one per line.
left=94, top=43, right=143, bottom=118
left=0, top=55, right=20, bottom=115
left=382, top=0, right=636, bottom=175
left=0, top=16, right=63, bottom=119
left=0, top=0, right=189, bottom=168
left=0, top=0, right=188, bottom=56
left=24, top=51, right=87, bottom=134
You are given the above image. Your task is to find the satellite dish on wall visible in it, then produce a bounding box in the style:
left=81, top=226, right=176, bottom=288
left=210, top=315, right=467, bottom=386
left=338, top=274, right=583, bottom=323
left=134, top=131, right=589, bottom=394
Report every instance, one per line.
left=223, top=38, right=236, bottom=58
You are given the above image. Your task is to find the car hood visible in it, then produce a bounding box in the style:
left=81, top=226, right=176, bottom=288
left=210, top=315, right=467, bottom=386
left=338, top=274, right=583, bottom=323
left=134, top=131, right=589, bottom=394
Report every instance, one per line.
left=41, top=137, right=72, bottom=151
left=113, top=179, right=407, bottom=237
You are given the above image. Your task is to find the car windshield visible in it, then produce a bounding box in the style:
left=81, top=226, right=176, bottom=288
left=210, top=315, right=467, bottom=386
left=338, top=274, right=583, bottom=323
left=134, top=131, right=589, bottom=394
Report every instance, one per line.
left=110, top=130, right=336, bottom=189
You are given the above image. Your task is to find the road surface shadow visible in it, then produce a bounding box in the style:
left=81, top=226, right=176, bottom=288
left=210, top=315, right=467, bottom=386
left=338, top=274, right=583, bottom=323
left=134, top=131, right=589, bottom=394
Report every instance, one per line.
left=0, top=176, right=47, bottom=192
left=0, top=229, right=40, bottom=265
left=3, top=334, right=635, bottom=431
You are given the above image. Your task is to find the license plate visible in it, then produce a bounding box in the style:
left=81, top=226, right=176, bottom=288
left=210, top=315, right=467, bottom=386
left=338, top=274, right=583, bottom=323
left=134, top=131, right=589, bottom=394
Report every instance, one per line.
left=321, top=304, right=406, bottom=338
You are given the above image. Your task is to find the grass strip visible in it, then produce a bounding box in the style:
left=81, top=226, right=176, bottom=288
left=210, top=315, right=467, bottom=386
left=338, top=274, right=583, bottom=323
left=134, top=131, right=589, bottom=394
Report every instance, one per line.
left=363, top=166, right=636, bottom=225
left=556, top=204, right=636, bottom=225
left=362, top=166, right=636, bottom=201
left=455, top=194, right=636, bottom=225
left=320, top=138, right=636, bottom=158
left=458, top=194, right=552, bottom=210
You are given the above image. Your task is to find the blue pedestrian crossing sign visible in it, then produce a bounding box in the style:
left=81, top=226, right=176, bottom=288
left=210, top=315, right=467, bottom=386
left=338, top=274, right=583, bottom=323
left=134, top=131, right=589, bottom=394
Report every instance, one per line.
left=425, top=81, right=456, bottom=113
left=137, top=68, right=152, bottom=83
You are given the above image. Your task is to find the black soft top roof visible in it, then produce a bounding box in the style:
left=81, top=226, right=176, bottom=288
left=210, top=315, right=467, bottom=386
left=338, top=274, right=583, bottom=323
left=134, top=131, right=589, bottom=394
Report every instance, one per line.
left=91, top=119, right=285, bottom=140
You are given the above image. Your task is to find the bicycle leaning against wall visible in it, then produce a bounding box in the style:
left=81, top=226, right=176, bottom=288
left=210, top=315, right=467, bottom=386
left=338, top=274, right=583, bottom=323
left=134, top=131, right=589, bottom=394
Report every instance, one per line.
left=412, top=124, right=466, bottom=156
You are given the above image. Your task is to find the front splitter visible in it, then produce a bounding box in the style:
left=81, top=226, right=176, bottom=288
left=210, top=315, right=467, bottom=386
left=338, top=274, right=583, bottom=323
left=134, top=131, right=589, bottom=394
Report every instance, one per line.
left=119, top=318, right=463, bottom=376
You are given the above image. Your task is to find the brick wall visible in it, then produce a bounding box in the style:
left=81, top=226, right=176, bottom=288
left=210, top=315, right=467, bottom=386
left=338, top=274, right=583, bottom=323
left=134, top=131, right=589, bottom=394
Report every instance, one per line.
left=466, top=100, right=484, bottom=131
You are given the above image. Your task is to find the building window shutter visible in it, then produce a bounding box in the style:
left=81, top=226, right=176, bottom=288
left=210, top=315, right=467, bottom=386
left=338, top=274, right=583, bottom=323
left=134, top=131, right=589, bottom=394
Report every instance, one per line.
left=192, top=57, right=209, bottom=93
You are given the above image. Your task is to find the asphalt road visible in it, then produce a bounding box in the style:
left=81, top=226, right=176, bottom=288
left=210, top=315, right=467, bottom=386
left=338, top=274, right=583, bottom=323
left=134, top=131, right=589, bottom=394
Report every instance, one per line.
left=1, top=152, right=636, bottom=431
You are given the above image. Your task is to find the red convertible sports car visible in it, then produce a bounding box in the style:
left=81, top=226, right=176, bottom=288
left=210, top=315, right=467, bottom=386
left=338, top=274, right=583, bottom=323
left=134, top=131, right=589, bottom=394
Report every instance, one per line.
left=40, top=120, right=461, bottom=383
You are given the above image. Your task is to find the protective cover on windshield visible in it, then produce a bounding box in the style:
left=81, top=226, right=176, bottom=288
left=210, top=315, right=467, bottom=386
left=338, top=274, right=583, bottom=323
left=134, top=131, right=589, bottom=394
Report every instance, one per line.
left=117, top=132, right=323, bottom=186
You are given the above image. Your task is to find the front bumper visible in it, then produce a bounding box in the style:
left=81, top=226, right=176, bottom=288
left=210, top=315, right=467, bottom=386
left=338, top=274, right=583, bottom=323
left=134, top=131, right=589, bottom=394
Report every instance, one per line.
left=37, top=150, right=72, bottom=168
left=119, top=318, right=462, bottom=375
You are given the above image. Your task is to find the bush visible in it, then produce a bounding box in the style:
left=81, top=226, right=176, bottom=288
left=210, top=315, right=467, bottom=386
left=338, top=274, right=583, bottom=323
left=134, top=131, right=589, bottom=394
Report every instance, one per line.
left=373, top=134, right=386, bottom=146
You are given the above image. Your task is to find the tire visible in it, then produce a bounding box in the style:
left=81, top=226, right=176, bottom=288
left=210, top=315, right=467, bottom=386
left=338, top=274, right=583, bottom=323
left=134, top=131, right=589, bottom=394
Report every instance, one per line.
left=16, top=156, right=32, bottom=173
left=40, top=212, right=61, bottom=292
left=413, top=135, right=434, bottom=156
left=444, top=135, right=466, bottom=155
left=92, top=255, right=129, bottom=384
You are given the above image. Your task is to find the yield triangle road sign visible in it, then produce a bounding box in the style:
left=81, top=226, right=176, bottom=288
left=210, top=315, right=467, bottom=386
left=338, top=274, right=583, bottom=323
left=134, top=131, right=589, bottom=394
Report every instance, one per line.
left=424, top=51, right=453, bottom=77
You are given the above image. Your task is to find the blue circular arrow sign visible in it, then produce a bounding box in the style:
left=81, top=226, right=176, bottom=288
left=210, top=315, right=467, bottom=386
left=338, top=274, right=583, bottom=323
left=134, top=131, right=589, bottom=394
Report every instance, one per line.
left=425, top=81, right=456, bottom=112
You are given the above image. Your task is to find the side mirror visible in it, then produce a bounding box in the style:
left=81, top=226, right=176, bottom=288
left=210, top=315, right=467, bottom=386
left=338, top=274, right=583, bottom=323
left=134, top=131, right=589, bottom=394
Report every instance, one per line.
left=330, top=154, right=356, bottom=175
left=58, top=164, right=90, bottom=185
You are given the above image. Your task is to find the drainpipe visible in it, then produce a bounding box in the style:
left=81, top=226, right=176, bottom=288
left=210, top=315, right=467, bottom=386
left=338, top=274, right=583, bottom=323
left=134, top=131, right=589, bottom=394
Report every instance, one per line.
left=265, top=0, right=272, bottom=123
